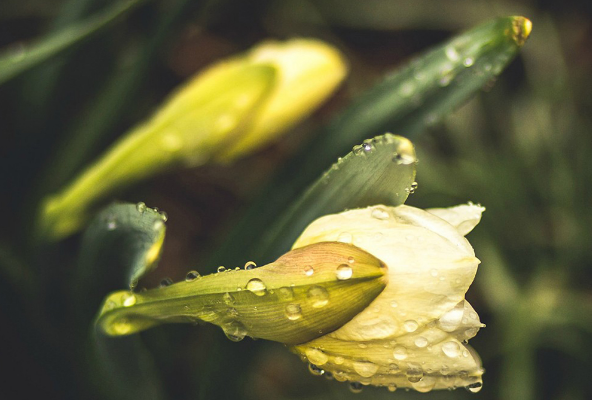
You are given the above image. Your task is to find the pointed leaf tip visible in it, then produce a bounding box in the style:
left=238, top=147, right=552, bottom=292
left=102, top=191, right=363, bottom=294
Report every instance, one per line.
left=511, top=17, right=532, bottom=46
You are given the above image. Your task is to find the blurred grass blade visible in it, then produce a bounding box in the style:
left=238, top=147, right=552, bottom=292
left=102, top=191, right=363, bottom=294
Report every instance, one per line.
left=75, top=202, right=168, bottom=322
left=254, top=134, right=416, bottom=260
left=209, top=16, right=532, bottom=267
left=96, top=242, right=387, bottom=345
left=0, top=0, right=145, bottom=85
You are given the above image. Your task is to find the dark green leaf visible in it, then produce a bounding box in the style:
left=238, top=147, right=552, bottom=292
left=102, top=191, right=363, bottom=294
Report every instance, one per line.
left=0, top=0, right=145, bottom=85
left=254, top=134, right=416, bottom=260
left=209, top=16, right=531, bottom=267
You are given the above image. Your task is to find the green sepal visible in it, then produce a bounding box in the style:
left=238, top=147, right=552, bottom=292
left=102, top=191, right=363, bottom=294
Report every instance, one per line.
left=96, top=242, right=387, bottom=345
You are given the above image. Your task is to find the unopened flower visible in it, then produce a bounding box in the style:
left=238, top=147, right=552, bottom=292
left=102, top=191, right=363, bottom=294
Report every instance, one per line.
left=95, top=202, right=485, bottom=393
left=39, top=39, right=347, bottom=240
left=290, top=203, right=485, bottom=392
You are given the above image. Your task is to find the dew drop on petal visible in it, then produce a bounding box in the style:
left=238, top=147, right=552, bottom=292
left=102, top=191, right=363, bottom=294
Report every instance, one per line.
left=308, top=363, right=325, bottom=376
left=285, top=304, right=302, bottom=320
left=304, top=265, right=314, bottom=276
left=414, top=336, right=428, bottom=348
left=442, top=341, right=461, bottom=358
left=353, top=361, right=379, bottom=378
left=371, top=207, right=390, bottom=220
left=412, top=376, right=437, bottom=393
left=349, top=381, right=364, bottom=394
left=406, top=363, right=423, bottom=383
left=217, top=266, right=226, bottom=273
left=278, top=287, right=294, bottom=300
left=307, top=286, right=329, bottom=308
left=466, top=381, right=483, bottom=393
left=404, top=320, right=419, bottom=332
left=387, top=383, right=397, bottom=392
left=336, top=264, right=353, bottom=280
left=305, top=348, right=328, bottom=366
left=393, top=346, right=408, bottom=360
left=337, top=232, right=353, bottom=244
left=445, top=46, right=460, bottom=61
left=246, top=278, right=267, bottom=296
left=334, top=356, right=345, bottom=365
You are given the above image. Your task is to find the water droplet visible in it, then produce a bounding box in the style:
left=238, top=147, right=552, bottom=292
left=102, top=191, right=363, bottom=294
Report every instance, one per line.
left=159, top=278, right=173, bottom=287
left=336, top=264, right=353, bottom=280
left=415, top=336, right=428, bottom=348
left=387, top=383, right=397, bottom=392
left=390, top=300, right=398, bottom=308
left=185, top=270, right=201, bottom=281
left=348, top=256, right=355, bottom=264
left=353, top=361, right=379, bottom=378
left=406, top=181, right=418, bottom=194
left=404, top=320, right=418, bottom=332
left=438, top=302, right=464, bottom=332
left=223, top=292, right=235, bottom=305
left=285, top=304, right=302, bottom=320
left=352, top=144, right=364, bottom=156
left=337, top=232, right=353, bottom=244
left=445, top=46, right=460, bottom=61
left=466, top=381, right=483, bottom=393
left=121, top=293, right=136, bottom=307
left=362, top=140, right=374, bottom=152
left=463, top=57, right=475, bottom=67
left=388, top=363, right=400, bottom=373
left=412, top=376, right=436, bottom=393
left=308, top=363, right=325, bottom=376
left=305, top=348, right=328, bottom=366
left=159, top=211, right=168, bottom=222
left=406, top=363, right=423, bottom=383
left=349, top=381, right=364, bottom=393
left=222, top=320, right=247, bottom=342
left=393, top=346, right=408, bottom=360
left=307, top=286, right=329, bottom=308
left=244, top=261, right=256, bottom=270
left=304, top=265, right=314, bottom=276
left=371, top=207, right=390, bottom=220
left=136, top=202, right=147, bottom=214
left=442, top=341, right=461, bottom=358
left=392, top=152, right=415, bottom=165
left=217, top=266, right=226, bottom=273
left=246, top=278, right=266, bottom=296
left=105, top=215, right=118, bottom=230
left=324, top=371, right=334, bottom=380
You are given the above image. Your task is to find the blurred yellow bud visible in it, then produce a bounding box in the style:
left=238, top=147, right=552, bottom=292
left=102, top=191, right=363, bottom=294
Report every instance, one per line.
left=38, top=39, right=347, bottom=240
left=290, top=203, right=485, bottom=392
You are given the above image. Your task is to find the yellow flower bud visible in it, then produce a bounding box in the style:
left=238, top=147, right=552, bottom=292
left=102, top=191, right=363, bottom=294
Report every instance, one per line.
left=38, top=39, right=347, bottom=240
left=290, top=203, right=485, bottom=392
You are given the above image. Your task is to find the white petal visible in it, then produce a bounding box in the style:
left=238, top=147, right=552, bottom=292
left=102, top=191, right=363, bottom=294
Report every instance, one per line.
left=427, top=203, right=485, bottom=236
left=293, top=205, right=480, bottom=341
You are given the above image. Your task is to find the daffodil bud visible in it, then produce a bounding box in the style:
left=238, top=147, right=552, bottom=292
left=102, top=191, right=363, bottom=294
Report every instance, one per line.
left=38, top=39, right=347, bottom=240
left=96, top=242, right=387, bottom=344
left=290, top=203, right=485, bottom=392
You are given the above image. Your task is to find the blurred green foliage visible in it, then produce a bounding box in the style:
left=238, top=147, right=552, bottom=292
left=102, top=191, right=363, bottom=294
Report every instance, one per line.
left=1, top=0, right=591, bottom=400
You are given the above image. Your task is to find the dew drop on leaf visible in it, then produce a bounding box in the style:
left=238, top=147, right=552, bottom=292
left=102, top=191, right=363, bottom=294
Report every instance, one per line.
left=336, top=264, right=353, bottom=280
left=246, top=278, right=267, bottom=296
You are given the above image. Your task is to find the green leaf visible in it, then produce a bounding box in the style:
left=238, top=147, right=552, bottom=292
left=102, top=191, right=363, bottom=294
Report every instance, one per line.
left=254, top=134, right=417, bottom=261
left=96, top=242, right=387, bottom=345
left=0, top=0, right=145, bottom=86
left=209, top=16, right=532, bottom=267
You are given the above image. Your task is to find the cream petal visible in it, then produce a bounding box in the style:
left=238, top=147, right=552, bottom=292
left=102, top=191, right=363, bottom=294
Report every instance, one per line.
left=293, top=205, right=480, bottom=341
left=292, top=334, right=483, bottom=391
left=427, top=203, right=485, bottom=236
